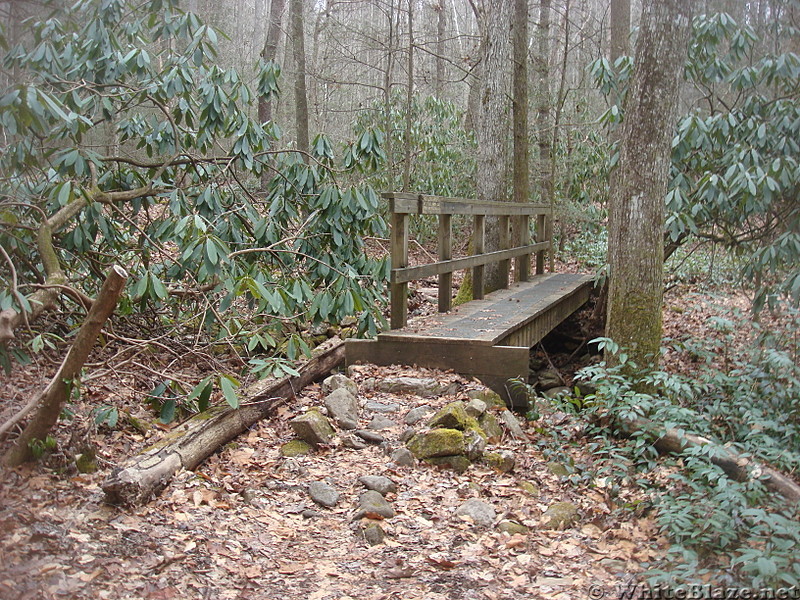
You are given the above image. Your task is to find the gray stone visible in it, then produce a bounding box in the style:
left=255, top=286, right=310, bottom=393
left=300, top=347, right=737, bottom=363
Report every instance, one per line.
left=467, top=389, right=507, bottom=409
left=404, top=406, right=434, bottom=425
left=324, top=388, right=360, bottom=430
left=354, top=490, right=395, bottom=520
left=322, top=373, right=359, bottom=397
left=376, top=377, right=455, bottom=397
left=484, top=450, right=515, bottom=473
left=354, top=429, right=385, bottom=444
left=463, top=429, right=487, bottom=460
left=428, top=401, right=470, bottom=430
left=368, top=415, right=396, bottom=430
left=547, top=462, right=569, bottom=477
left=361, top=521, right=386, bottom=546
left=454, top=498, right=496, bottom=528
left=424, top=455, right=471, bottom=474
left=543, top=386, right=571, bottom=399
left=280, top=440, right=313, bottom=457
left=340, top=433, right=368, bottom=449
left=498, top=410, right=526, bottom=439
left=308, top=481, right=339, bottom=508
left=302, top=509, right=320, bottom=519
left=542, top=501, right=579, bottom=529
left=399, top=427, right=416, bottom=443
left=536, top=369, right=563, bottom=391
left=576, top=381, right=597, bottom=397
left=309, top=322, right=329, bottom=337
left=465, top=398, right=488, bottom=417
left=290, top=410, right=335, bottom=445
left=390, top=448, right=416, bottom=467
left=364, top=400, right=400, bottom=413
left=478, top=412, right=503, bottom=440
left=358, top=475, right=397, bottom=496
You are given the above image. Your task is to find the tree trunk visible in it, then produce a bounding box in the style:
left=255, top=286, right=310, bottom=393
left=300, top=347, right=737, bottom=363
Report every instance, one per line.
left=435, top=0, right=447, bottom=97
left=3, top=266, right=128, bottom=467
left=291, top=0, right=310, bottom=159
left=259, top=0, right=286, bottom=126
left=477, top=0, right=512, bottom=293
left=102, top=339, right=345, bottom=505
left=610, top=0, right=631, bottom=62
left=605, top=0, right=692, bottom=368
left=536, top=0, right=553, bottom=274
left=402, top=0, right=414, bottom=192
left=512, top=0, right=529, bottom=281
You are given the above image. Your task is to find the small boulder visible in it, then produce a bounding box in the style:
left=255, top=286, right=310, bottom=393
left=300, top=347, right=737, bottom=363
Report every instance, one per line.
left=542, top=501, right=579, bottom=529
left=518, top=481, right=540, bottom=496
left=498, top=410, right=526, bottom=439
left=322, top=373, right=358, bottom=396
left=497, top=520, right=530, bottom=535
left=354, top=429, right=385, bottom=444
left=428, top=401, right=470, bottom=430
left=454, top=498, right=496, bottom=528
left=467, top=389, right=507, bottom=410
left=290, top=410, right=335, bottom=445
left=547, top=462, right=569, bottom=477
left=424, top=455, right=471, bottom=474
left=354, top=490, right=395, bottom=520
left=368, top=415, right=396, bottom=431
left=404, top=406, right=434, bottom=425
left=377, top=377, right=454, bottom=397
left=399, top=427, right=416, bottom=442
left=406, top=429, right=465, bottom=459
left=465, top=398, right=487, bottom=417
left=478, top=412, right=503, bottom=440
left=360, top=521, right=386, bottom=546
left=463, top=429, right=487, bottom=460
left=390, top=448, right=416, bottom=467
left=543, top=386, right=571, bottom=399
left=280, top=440, right=313, bottom=457
left=340, top=433, right=368, bottom=449
left=308, top=481, right=339, bottom=508
left=364, top=400, right=401, bottom=413
left=358, top=475, right=397, bottom=496
left=324, top=388, right=360, bottom=430
left=536, top=369, right=563, bottom=391
left=483, top=450, right=515, bottom=473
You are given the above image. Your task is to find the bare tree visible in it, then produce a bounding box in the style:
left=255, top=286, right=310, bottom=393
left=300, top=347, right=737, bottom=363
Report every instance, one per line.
left=291, top=0, right=310, bottom=158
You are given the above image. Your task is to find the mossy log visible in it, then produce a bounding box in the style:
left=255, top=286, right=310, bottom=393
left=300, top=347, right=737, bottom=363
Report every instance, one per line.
left=102, top=338, right=345, bottom=505
left=620, top=416, right=800, bottom=506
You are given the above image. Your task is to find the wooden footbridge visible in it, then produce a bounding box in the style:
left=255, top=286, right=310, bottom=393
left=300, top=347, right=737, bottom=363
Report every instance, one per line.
left=345, top=193, right=593, bottom=407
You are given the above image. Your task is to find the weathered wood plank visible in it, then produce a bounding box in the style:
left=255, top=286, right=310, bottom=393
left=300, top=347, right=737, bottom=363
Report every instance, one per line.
left=438, top=214, right=452, bottom=313
left=390, top=242, right=549, bottom=284
left=536, top=213, right=547, bottom=275
left=390, top=212, right=409, bottom=329
left=473, top=214, right=485, bottom=300
left=385, top=192, right=550, bottom=217
left=498, top=215, right=510, bottom=289
left=345, top=338, right=530, bottom=407
left=515, top=215, right=531, bottom=282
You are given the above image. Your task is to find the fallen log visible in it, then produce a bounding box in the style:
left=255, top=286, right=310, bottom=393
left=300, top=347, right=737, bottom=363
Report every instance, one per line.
left=102, top=338, right=345, bottom=505
left=620, top=416, right=800, bottom=506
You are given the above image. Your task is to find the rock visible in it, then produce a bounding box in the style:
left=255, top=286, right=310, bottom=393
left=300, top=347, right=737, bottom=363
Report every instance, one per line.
left=518, top=481, right=540, bottom=496
left=354, top=430, right=385, bottom=444
left=399, top=427, right=416, bottom=443
left=309, top=322, right=329, bottom=336
left=576, top=381, right=597, bottom=397
left=308, top=481, right=339, bottom=508
left=340, top=315, right=358, bottom=327
left=302, top=510, right=320, bottom=519
left=377, top=377, right=455, bottom=397
left=428, top=401, right=470, bottom=430
left=354, top=490, right=395, bottom=520
left=358, top=475, right=397, bottom=496
left=368, top=415, right=396, bottom=430
left=463, top=429, right=487, bottom=460
left=340, top=433, right=368, bottom=449
left=536, top=369, right=563, bottom=391
left=542, top=501, right=579, bottom=529
left=465, top=398, right=487, bottom=417
left=529, top=357, right=545, bottom=371
left=324, top=388, right=360, bottom=430
left=404, top=406, right=434, bottom=425
left=454, top=498, right=496, bottom=528
left=478, top=412, right=503, bottom=440
left=361, top=521, right=386, bottom=546
left=543, top=386, right=571, bottom=399
left=424, top=455, right=471, bottom=474
left=497, top=520, right=530, bottom=535
left=75, top=450, right=98, bottom=474
left=483, top=450, right=515, bottom=473
left=498, top=410, right=527, bottom=439
left=390, top=448, right=416, bottom=467
left=547, top=462, right=569, bottom=477
left=467, top=389, right=507, bottom=410
left=290, top=410, right=335, bottom=445
left=280, top=440, right=313, bottom=457
left=364, top=400, right=400, bottom=413
left=406, top=429, right=465, bottom=459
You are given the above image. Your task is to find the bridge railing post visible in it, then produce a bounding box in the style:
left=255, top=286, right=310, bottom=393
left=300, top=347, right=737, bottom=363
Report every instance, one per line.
left=472, top=214, right=485, bottom=300
left=390, top=209, right=409, bottom=329
left=498, top=215, right=510, bottom=288
left=536, top=213, right=547, bottom=275
left=438, top=214, right=452, bottom=312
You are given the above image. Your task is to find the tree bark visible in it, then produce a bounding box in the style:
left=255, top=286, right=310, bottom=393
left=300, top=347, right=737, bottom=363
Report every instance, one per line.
left=3, top=266, right=128, bottom=467
left=102, top=338, right=345, bottom=505
left=290, top=0, right=310, bottom=159
left=259, top=0, right=286, bottom=126
left=605, top=0, right=692, bottom=368
left=402, top=0, right=414, bottom=191
left=512, top=0, right=529, bottom=282
left=610, top=0, right=631, bottom=63
left=477, top=0, right=512, bottom=293
left=435, top=0, right=447, bottom=97
left=536, top=0, right=553, bottom=274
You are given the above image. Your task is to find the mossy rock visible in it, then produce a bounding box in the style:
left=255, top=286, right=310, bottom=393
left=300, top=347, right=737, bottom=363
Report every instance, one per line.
left=468, top=389, right=507, bottom=410
left=360, top=520, right=386, bottom=546
left=424, top=455, right=472, bottom=474
left=497, top=520, right=530, bottom=535
left=280, top=440, right=313, bottom=457
left=290, top=409, right=335, bottom=445
left=75, top=450, right=97, bottom=474
left=542, top=501, right=579, bottom=529
left=406, top=428, right=465, bottom=459
left=428, top=401, right=470, bottom=430
left=546, top=461, right=569, bottom=477
left=478, top=412, right=503, bottom=440
left=518, top=481, right=540, bottom=496
left=483, top=450, right=515, bottom=473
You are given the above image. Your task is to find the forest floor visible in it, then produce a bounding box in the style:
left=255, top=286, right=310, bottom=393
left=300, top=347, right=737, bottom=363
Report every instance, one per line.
left=1, top=252, right=796, bottom=600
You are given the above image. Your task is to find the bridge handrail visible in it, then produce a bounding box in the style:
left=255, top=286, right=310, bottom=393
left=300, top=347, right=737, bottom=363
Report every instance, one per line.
left=384, top=192, right=552, bottom=329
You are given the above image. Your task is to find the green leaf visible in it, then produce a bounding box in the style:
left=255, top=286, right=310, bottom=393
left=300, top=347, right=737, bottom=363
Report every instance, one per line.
left=220, top=375, right=240, bottom=409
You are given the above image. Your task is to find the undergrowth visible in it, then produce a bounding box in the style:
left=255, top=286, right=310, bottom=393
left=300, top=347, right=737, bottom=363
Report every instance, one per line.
left=532, top=314, right=800, bottom=588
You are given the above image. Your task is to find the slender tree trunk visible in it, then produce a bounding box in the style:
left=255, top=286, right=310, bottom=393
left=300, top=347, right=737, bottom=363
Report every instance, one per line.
left=477, top=0, right=512, bottom=293
left=291, top=0, right=310, bottom=159
left=512, top=0, right=529, bottom=281
left=259, top=0, right=286, bottom=126
left=435, top=0, right=447, bottom=97
left=536, top=0, right=553, bottom=273
left=605, top=0, right=693, bottom=368
left=610, top=0, right=631, bottom=63
left=402, top=0, right=414, bottom=191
